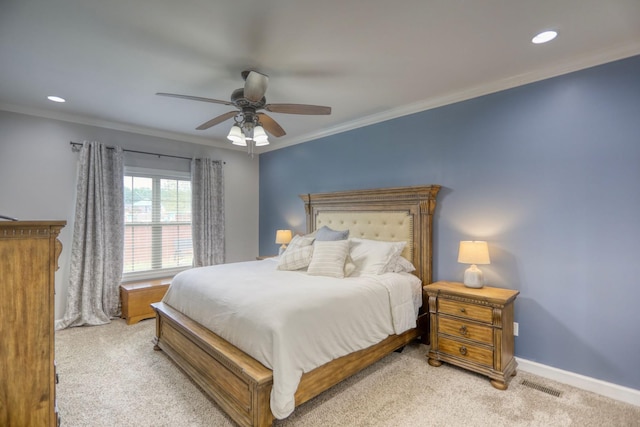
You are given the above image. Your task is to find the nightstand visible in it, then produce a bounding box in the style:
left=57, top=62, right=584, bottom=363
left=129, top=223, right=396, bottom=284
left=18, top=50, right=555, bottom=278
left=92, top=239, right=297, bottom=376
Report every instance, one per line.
left=256, top=255, right=276, bottom=260
left=424, top=281, right=519, bottom=390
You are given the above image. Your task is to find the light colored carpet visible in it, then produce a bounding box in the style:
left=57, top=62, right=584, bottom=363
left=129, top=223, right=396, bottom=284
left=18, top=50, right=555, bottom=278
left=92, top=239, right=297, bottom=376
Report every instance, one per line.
left=55, top=319, right=639, bottom=426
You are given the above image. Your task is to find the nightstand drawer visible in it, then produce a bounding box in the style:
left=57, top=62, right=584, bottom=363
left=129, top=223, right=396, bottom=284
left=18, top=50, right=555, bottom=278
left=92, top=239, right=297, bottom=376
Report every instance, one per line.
left=438, top=299, right=493, bottom=323
left=438, top=316, right=493, bottom=345
left=438, top=336, right=493, bottom=367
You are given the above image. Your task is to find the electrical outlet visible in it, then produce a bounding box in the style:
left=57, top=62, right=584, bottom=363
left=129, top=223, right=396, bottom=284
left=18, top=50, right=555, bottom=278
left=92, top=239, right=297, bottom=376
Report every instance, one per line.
left=513, top=322, right=519, bottom=336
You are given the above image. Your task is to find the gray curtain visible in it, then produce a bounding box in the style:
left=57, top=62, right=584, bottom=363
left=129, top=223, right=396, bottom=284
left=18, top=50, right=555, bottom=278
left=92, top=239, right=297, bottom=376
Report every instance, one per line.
left=191, top=158, right=225, bottom=267
left=56, top=141, right=124, bottom=330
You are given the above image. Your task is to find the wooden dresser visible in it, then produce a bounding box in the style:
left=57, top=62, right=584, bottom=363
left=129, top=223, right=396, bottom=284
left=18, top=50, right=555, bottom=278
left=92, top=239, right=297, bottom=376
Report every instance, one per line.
left=424, top=281, right=519, bottom=390
left=0, top=221, right=65, bottom=426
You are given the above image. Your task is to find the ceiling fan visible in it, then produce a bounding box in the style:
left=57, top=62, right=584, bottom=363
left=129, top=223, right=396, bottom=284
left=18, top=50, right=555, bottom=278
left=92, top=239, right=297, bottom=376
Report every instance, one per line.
left=156, top=70, right=331, bottom=148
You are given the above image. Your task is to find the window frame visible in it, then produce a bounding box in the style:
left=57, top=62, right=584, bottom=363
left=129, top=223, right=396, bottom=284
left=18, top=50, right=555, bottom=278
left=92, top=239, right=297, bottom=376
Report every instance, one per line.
left=123, top=166, right=192, bottom=281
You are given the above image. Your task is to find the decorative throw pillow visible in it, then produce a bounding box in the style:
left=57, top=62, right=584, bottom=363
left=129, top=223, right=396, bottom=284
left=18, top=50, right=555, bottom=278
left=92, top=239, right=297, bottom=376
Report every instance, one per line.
left=286, top=234, right=315, bottom=251
left=277, top=245, right=314, bottom=271
left=307, top=240, right=350, bottom=278
left=314, top=225, right=349, bottom=241
left=384, top=255, right=416, bottom=273
left=349, top=238, right=406, bottom=276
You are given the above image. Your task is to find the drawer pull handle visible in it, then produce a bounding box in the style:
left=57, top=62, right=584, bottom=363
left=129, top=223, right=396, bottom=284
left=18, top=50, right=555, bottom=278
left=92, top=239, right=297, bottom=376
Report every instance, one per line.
left=459, top=346, right=468, bottom=356
left=459, top=325, right=468, bottom=336
left=459, top=308, right=466, bottom=313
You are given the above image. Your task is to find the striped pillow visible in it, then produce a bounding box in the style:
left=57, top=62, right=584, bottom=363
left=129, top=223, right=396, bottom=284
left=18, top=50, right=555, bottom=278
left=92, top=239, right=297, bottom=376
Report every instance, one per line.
left=307, top=240, right=350, bottom=278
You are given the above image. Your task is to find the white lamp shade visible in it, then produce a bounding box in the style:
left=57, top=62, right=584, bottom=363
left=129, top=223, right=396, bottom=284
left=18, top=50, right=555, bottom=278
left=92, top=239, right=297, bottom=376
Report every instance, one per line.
left=458, top=241, right=490, bottom=265
left=253, top=126, right=269, bottom=146
left=275, top=229, right=292, bottom=245
left=253, top=125, right=268, bottom=141
left=227, top=125, right=246, bottom=145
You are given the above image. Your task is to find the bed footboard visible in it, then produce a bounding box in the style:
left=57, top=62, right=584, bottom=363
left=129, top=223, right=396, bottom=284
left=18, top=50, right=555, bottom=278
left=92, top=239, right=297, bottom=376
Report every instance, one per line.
left=152, top=301, right=421, bottom=426
left=152, top=302, right=274, bottom=427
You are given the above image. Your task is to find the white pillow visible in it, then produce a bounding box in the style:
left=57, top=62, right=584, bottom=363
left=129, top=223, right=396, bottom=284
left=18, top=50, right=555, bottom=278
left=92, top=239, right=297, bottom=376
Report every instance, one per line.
left=344, top=254, right=357, bottom=277
left=349, top=238, right=406, bottom=276
left=307, top=240, right=350, bottom=278
left=277, top=245, right=314, bottom=271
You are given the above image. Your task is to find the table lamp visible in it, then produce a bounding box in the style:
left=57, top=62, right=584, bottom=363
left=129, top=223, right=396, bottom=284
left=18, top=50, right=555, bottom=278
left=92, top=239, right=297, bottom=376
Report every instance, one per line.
left=275, top=230, right=292, bottom=255
left=458, top=240, right=490, bottom=288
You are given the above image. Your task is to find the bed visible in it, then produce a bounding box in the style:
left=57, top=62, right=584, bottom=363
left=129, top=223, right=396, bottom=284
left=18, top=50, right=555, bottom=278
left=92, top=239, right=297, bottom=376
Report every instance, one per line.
left=151, top=185, right=440, bottom=427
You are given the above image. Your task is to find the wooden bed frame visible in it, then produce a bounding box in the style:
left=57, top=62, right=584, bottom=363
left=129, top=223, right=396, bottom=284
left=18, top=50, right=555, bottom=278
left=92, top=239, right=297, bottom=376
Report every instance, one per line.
left=152, top=185, right=440, bottom=427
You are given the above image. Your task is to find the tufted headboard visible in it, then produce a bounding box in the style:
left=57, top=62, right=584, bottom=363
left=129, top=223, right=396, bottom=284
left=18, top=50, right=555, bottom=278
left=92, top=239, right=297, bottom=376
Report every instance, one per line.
left=299, top=185, right=440, bottom=285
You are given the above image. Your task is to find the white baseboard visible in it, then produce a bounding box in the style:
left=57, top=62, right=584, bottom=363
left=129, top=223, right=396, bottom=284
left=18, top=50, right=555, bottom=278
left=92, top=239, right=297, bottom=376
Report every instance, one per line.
left=517, top=358, right=640, bottom=407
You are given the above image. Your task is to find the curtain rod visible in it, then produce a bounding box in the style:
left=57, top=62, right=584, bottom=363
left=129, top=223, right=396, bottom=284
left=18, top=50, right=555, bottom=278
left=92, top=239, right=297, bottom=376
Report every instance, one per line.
left=69, top=141, right=225, bottom=164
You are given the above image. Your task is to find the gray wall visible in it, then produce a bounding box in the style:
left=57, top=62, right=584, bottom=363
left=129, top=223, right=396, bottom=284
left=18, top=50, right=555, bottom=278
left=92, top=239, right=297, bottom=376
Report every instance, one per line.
left=259, top=55, right=640, bottom=390
left=0, top=110, right=260, bottom=319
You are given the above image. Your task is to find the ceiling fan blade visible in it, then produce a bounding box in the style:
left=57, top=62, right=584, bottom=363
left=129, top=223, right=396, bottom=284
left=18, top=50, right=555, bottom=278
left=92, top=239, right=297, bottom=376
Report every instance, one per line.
left=243, top=71, right=269, bottom=102
left=264, top=103, right=331, bottom=115
left=156, top=92, right=234, bottom=106
left=196, top=111, right=238, bottom=130
left=257, top=113, right=286, bottom=137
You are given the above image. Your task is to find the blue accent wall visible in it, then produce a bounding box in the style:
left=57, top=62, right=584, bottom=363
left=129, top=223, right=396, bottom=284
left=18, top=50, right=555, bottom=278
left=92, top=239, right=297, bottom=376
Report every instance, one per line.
left=259, top=55, right=640, bottom=390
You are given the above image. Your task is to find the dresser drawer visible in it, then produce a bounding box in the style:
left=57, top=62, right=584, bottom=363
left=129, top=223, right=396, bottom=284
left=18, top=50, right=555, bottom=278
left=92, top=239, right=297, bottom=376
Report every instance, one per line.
left=438, top=316, right=493, bottom=345
left=438, top=299, right=493, bottom=323
left=438, top=336, right=493, bottom=367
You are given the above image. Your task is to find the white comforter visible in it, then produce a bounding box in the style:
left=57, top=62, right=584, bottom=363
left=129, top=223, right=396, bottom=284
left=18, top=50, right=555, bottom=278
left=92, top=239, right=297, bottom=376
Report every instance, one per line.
left=162, top=258, right=422, bottom=419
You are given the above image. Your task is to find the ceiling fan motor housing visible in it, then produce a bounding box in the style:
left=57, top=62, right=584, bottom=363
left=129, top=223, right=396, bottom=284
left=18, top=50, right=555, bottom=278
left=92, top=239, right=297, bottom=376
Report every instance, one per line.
left=231, top=88, right=266, bottom=109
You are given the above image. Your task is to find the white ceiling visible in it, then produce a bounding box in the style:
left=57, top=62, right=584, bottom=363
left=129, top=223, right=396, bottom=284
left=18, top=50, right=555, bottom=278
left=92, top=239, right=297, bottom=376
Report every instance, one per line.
left=1, top=0, right=640, bottom=153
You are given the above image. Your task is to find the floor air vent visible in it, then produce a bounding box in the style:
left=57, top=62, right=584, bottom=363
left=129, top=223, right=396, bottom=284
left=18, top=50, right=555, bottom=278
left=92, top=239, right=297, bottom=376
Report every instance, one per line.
left=521, top=379, right=562, bottom=397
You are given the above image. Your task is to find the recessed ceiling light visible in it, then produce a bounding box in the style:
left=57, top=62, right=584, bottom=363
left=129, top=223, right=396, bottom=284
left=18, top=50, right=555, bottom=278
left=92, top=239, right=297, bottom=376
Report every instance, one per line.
left=47, top=95, right=66, bottom=103
left=532, top=30, right=558, bottom=44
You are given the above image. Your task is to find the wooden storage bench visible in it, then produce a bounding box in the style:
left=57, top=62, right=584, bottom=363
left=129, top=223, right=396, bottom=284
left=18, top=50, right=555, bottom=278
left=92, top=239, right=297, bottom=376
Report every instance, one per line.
left=121, top=278, right=172, bottom=325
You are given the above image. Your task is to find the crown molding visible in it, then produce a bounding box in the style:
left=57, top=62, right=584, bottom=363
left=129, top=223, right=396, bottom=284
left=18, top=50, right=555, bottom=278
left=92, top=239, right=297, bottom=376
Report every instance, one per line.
left=262, top=42, right=640, bottom=152
left=0, top=102, right=244, bottom=151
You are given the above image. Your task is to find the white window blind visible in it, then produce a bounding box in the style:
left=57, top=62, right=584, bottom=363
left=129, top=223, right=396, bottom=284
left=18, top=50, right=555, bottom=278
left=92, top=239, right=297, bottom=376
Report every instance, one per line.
left=123, top=168, right=192, bottom=279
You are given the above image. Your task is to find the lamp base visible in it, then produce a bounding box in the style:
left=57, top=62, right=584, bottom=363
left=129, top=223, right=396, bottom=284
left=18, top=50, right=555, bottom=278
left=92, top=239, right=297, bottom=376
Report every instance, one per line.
left=278, top=245, right=287, bottom=256
left=463, top=264, right=485, bottom=288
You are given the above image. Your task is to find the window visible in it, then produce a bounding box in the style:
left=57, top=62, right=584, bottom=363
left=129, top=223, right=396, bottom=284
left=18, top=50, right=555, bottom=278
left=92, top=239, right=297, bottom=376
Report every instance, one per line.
left=123, top=168, right=192, bottom=279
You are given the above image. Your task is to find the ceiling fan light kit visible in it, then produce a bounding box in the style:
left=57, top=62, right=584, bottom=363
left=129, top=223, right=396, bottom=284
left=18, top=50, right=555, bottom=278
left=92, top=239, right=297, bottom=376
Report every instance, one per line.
left=252, top=125, right=269, bottom=144
left=227, top=125, right=246, bottom=146
left=157, top=70, right=331, bottom=155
